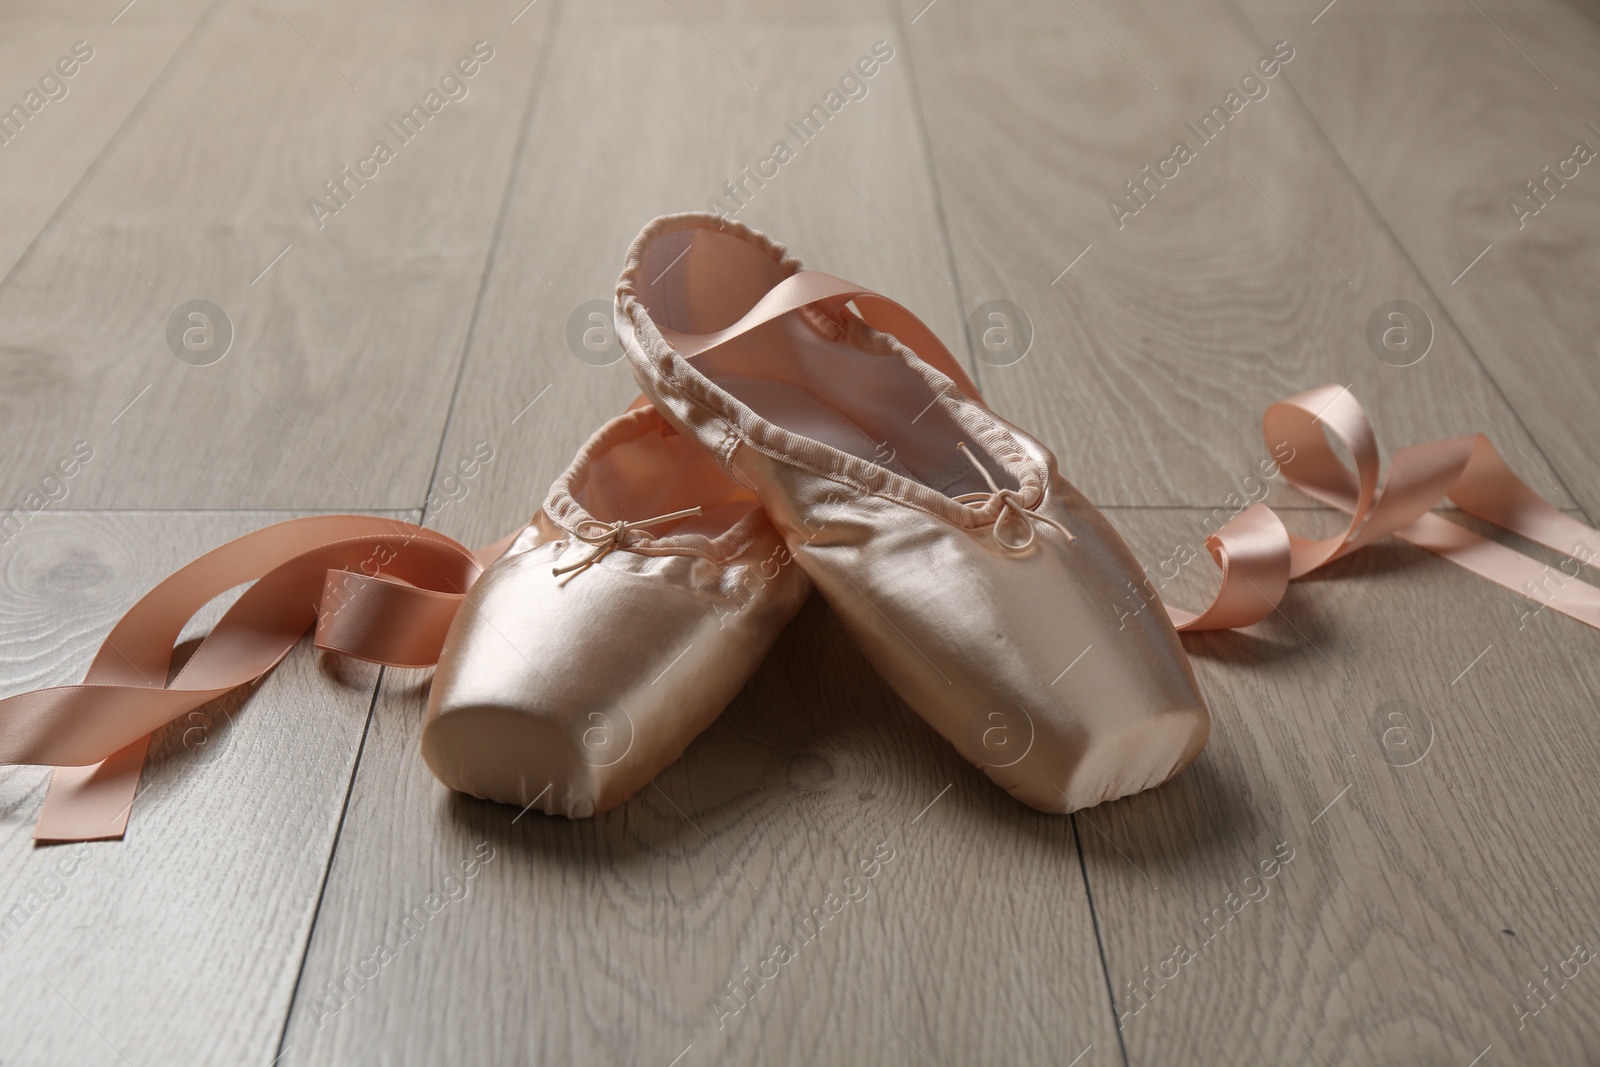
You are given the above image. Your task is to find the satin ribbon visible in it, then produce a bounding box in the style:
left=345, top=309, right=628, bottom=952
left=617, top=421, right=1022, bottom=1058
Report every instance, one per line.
left=0, top=516, right=514, bottom=842
left=1166, top=385, right=1600, bottom=632
left=653, top=269, right=986, bottom=404
left=3, top=385, right=1597, bottom=843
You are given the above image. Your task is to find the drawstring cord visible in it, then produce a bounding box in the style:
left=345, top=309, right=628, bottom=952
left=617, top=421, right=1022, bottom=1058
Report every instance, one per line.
left=552, top=506, right=704, bottom=583
left=953, top=443, right=1075, bottom=551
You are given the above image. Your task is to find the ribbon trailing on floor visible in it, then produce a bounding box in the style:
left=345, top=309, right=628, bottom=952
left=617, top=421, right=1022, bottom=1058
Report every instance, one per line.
left=1167, top=385, right=1600, bottom=632
left=1, top=387, right=1596, bottom=842
left=0, top=517, right=513, bottom=843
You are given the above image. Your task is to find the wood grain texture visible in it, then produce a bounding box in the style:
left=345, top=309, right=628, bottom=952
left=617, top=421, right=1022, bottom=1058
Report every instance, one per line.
left=422, top=8, right=970, bottom=550
left=1085, top=506, right=1600, bottom=1066
left=0, top=0, right=1597, bottom=1064
left=281, top=594, right=1120, bottom=1067
left=281, top=5, right=1119, bottom=1065
left=0, top=512, right=400, bottom=1065
left=0, top=0, right=215, bottom=282
left=0, top=0, right=554, bottom=511
left=893, top=0, right=1572, bottom=511
left=1240, top=2, right=1600, bottom=520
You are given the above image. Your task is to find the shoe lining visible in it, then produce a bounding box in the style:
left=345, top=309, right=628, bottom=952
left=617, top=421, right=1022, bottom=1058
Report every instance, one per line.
left=637, top=226, right=1016, bottom=500
left=572, top=420, right=760, bottom=539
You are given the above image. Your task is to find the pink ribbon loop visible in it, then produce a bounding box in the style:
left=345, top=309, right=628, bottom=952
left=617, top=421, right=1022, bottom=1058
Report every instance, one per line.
left=656, top=269, right=986, bottom=404
left=1170, top=386, right=1600, bottom=633
left=1163, top=502, right=1291, bottom=632
left=2, top=515, right=509, bottom=842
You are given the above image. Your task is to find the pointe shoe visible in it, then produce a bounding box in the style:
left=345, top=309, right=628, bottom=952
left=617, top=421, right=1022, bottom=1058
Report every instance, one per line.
left=421, top=405, right=810, bottom=817
left=615, top=213, right=1209, bottom=812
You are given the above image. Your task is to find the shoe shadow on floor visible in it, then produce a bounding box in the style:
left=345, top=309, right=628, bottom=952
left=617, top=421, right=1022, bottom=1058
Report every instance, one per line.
left=446, top=591, right=1249, bottom=887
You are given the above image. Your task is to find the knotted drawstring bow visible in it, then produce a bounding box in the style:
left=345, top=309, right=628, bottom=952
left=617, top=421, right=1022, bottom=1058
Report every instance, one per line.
left=551, top=506, right=705, bottom=583
left=954, top=442, right=1076, bottom=551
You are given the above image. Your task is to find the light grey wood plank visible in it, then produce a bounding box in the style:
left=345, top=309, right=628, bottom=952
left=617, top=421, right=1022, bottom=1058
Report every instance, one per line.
left=565, top=0, right=885, bottom=20
left=894, top=0, right=1572, bottom=511
left=283, top=7, right=1121, bottom=1065
left=422, top=10, right=967, bottom=549
left=0, top=511, right=405, bottom=1066
left=1084, top=506, right=1600, bottom=1066
left=0, top=0, right=214, bottom=282
left=1235, top=0, right=1584, bottom=16
left=0, top=0, right=554, bottom=511
left=1240, top=3, right=1600, bottom=520
left=282, top=594, right=1120, bottom=1067
left=5, top=3, right=1597, bottom=1067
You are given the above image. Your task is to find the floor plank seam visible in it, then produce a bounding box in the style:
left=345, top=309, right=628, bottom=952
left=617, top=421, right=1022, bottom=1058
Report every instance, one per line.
left=889, top=0, right=984, bottom=392
left=271, top=664, right=389, bottom=1067
left=1072, top=813, right=1134, bottom=1067
left=414, top=0, right=569, bottom=518
left=5, top=4, right=1599, bottom=1062
left=1220, top=0, right=1596, bottom=529
left=269, top=5, right=569, bottom=1052
left=0, top=0, right=229, bottom=299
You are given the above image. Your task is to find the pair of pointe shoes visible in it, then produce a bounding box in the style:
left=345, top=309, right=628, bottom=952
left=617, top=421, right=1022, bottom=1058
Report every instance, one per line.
left=422, top=214, right=1209, bottom=819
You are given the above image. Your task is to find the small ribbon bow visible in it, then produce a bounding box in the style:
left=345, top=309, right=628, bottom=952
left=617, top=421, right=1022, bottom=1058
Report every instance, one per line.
left=551, top=506, right=705, bottom=582
left=953, top=442, right=1075, bottom=552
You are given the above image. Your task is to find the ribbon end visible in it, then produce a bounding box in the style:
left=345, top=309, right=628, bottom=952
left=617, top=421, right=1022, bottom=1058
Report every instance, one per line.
left=33, top=739, right=150, bottom=843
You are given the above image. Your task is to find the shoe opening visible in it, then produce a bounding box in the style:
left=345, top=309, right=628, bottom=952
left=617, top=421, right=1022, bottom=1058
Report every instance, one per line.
left=566, top=408, right=761, bottom=540
left=627, top=215, right=1015, bottom=500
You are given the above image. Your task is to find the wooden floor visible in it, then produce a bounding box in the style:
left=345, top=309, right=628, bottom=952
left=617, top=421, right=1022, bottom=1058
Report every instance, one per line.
left=2, top=0, right=1598, bottom=1063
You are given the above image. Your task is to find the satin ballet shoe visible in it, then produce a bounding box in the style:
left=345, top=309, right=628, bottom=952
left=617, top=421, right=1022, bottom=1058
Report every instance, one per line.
left=615, top=213, right=1209, bottom=812
left=421, top=404, right=809, bottom=817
